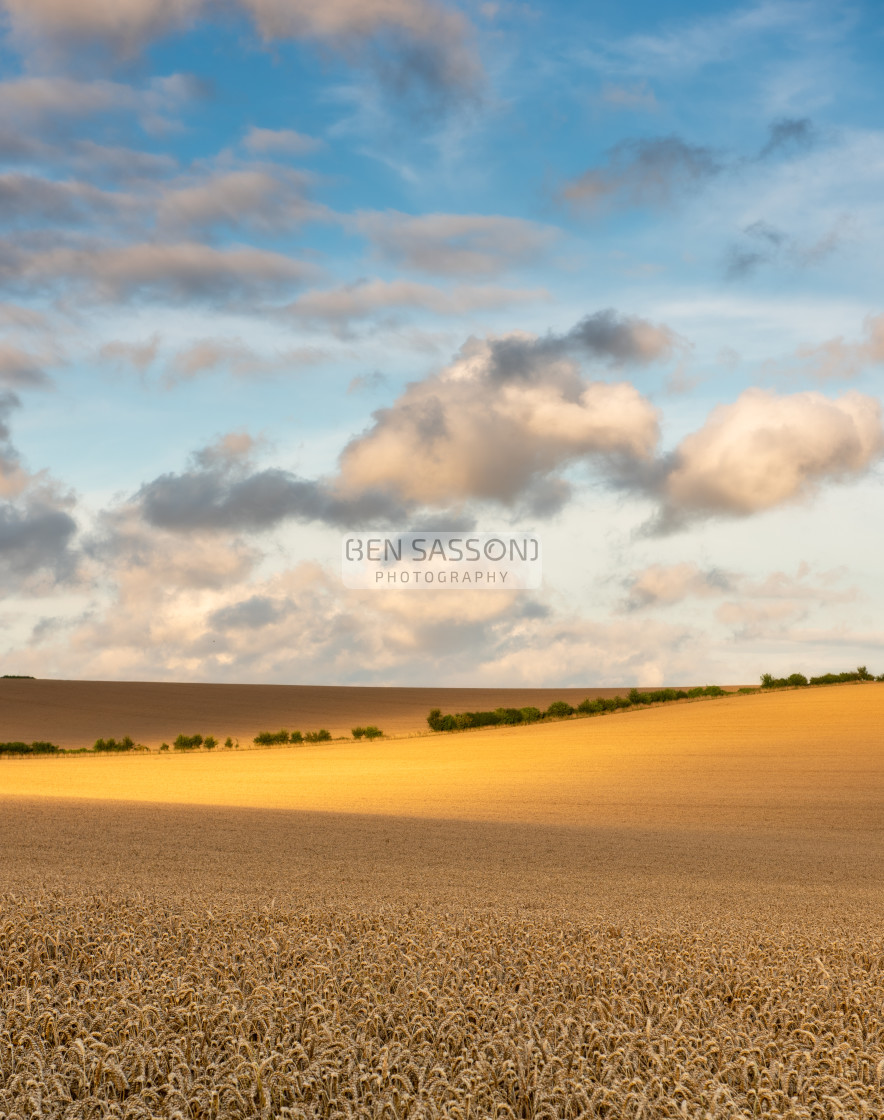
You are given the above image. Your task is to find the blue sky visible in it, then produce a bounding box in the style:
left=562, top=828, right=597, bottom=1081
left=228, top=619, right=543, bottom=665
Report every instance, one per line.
left=0, top=0, right=882, bottom=685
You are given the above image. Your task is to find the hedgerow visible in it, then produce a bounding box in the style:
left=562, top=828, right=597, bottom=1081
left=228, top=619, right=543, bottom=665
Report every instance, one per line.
left=425, top=672, right=879, bottom=733
left=0, top=740, right=60, bottom=756
left=761, top=666, right=881, bottom=688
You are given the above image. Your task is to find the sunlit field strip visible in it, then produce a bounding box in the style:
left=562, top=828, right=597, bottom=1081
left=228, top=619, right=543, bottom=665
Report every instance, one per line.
left=2, top=686, right=882, bottom=830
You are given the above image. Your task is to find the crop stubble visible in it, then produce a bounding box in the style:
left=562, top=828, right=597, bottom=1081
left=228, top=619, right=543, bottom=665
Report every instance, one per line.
left=1, top=686, right=883, bottom=1117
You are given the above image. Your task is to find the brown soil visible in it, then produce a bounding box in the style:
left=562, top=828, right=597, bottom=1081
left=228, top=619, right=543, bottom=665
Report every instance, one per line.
left=0, top=677, right=728, bottom=748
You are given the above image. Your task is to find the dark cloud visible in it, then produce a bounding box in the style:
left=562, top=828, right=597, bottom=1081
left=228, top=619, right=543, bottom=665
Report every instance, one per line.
left=0, top=500, right=77, bottom=577
left=486, top=309, right=681, bottom=382
left=758, top=117, right=816, bottom=160
left=563, top=119, right=818, bottom=216
left=562, top=136, right=722, bottom=210
left=725, top=220, right=788, bottom=278
left=208, top=595, right=289, bottom=631
left=136, top=457, right=408, bottom=533
left=725, top=219, right=846, bottom=280
left=0, top=392, right=78, bottom=583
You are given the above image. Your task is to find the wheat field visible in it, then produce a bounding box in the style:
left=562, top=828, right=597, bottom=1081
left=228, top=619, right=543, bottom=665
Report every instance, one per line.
left=2, top=685, right=883, bottom=1116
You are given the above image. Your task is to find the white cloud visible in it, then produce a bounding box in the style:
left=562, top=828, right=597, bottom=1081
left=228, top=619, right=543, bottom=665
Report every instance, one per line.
left=658, top=388, right=884, bottom=526
left=334, top=331, right=660, bottom=512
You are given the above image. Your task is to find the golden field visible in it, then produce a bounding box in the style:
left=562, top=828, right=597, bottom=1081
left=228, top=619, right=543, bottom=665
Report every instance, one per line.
left=2, top=684, right=883, bottom=1117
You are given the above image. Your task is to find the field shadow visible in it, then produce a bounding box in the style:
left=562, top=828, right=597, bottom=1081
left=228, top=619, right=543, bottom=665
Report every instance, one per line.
left=2, top=796, right=882, bottom=926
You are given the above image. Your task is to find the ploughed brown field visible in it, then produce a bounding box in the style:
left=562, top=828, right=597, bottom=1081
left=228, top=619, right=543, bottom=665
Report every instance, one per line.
left=2, top=683, right=883, bottom=1117
left=0, top=677, right=667, bottom=749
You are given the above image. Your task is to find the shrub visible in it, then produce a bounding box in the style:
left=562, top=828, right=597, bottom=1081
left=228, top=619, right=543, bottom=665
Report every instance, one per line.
left=253, top=730, right=290, bottom=746
left=204, top=736, right=217, bottom=750
left=520, top=706, right=543, bottom=722
left=174, top=734, right=203, bottom=751
left=93, top=736, right=136, bottom=752
left=304, top=729, right=332, bottom=743
left=545, top=701, right=574, bottom=719
left=363, top=726, right=383, bottom=740
left=352, top=727, right=366, bottom=739
left=290, top=731, right=303, bottom=744
left=224, top=737, right=233, bottom=749
left=1, top=674, right=35, bottom=679
left=0, top=740, right=60, bottom=755
left=809, top=666, right=875, bottom=686
left=159, top=743, right=170, bottom=751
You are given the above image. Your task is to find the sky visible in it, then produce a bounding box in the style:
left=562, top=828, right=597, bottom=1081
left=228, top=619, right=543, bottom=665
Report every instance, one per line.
left=0, top=0, right=882, bottom=687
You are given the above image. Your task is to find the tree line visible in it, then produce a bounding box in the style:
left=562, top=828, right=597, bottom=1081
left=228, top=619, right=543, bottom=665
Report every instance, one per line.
left=427, top=686, right=726, bottom=731
left=760, top=666, right=881, bottom=688
left=426, top=669, right=879, bottom=732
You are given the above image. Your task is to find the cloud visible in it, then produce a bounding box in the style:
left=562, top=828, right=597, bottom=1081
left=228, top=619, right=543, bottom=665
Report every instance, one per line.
left=714, top=599, right=807, bottom=640
left=165, top=338, right=327, bottom=383
left=725, top=217, right=847, bottom=279
left=562, top=136, right=722, bottom=211
left=353, top=211, right=557, bottom=276
left=0, top=74, right=197, bottom=133
left=621, top=563, right=734, bottom=610
left=207, top=594, right=289, bottom=630
left=1, top=240, right=317, bottom=304
left=131, top=311, right=672, bottom=529
left=24, top=544, right=540, bottom=684
left=286, top=278, right=547, bottom=332
left=794, top=313, right=884, bottom=382
left=0, top=343, right=52, bottom=388
left=483, top=309, right=682, bottom=380
left=0, top=500, right=77, bottom=581
left=0, top=76, right=132, bottom=121
left=333, top=328, right=661, bottom=513
left=0, top=172, right=133, bottom=228
left=653, top=388, right=884, bottom=530
left=1, top=0, right=483, bottom=102
left=1, top=0, right=203, bottom=56
left=0, top=393, right=78, bottom=587
left=757, top=116, right=817, bottom=159
left=563, top=117, right=820, bottom=219
left=243, top=126, right=322, bottom=156
left=133, top=432, right=408, bottom=532
left=156, top=169, right=326, bottom=234
left=100, top=336, right=161, bottom=376
left=621, top=560, right=858, bottom=611
left=68, top=141, right=179, bottom=182
left=347, top=371, right=389, bottom=394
